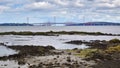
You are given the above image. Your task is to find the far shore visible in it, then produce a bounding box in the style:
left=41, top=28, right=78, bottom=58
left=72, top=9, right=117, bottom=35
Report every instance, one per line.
left=0, top=31, right=120, bottom=36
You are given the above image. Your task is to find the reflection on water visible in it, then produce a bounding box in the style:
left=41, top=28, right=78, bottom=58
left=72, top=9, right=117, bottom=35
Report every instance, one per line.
left=0, top=46, right=17, bottom=56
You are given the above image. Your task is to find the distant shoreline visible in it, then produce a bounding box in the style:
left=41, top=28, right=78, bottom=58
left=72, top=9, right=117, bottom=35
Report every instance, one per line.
left=0, top=22, right=120, bottom=26
left=0, top=31, right=120, bottom=36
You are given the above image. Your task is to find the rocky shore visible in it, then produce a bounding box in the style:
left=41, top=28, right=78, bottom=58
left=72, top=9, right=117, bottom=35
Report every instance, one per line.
left=66, top=39, right=120, bottom=68
left=0, top=45, right=56, bottom=60
left=0, top=45, right=95, bottom=68
left=65, top=38, right=120, bottom=49
left=0, top=38, right=120, bottom=68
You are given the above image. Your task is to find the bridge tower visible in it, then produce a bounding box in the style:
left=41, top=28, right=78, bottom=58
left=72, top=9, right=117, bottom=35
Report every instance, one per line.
left=26, top=17, right=29, bottom=23
left=54, top=16, right=56, bottom=26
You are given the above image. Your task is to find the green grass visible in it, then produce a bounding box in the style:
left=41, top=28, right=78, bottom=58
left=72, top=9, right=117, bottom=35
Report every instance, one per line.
left=75, top=49, right=99, bottom=58
left=105, top=45, right=120, bottom=53
left=109, top=38, right=120, bottom=43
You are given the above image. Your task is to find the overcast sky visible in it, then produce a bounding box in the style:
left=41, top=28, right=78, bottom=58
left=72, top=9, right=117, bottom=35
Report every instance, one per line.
left=0, top=0, right=120, bottom=23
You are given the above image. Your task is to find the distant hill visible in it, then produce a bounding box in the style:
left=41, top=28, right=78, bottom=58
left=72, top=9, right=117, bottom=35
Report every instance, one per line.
left=0, top=22, right=120, bottom=26
left=0, top=23, right=33, bottom=26
left=66, top=22, right=120, bottom=26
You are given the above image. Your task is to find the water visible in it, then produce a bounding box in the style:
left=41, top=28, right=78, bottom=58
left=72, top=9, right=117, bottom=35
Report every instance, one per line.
left=0, top=35, right=120, bottom=49
left=0, top=35, right=89, bottom=49
left=0, top=26, right=120, bottom=56
left=0, top=45, right=17, bottom=56
left=0, top=26, right=120, bottom=34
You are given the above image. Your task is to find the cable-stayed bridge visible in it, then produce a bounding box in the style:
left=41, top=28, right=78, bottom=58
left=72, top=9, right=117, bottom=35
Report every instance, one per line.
left=0, top=22, right=120, bottom=26
left=33, top=22, right=120, bottom=26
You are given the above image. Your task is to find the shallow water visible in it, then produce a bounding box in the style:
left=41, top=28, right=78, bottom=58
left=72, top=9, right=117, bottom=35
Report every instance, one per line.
left=0, top=35, right=120, bottom=49
left=0, top=46, right=17, bottom=56
left=0, top=60, right=28, bottom=68
left=0, top=26, right=120, bottom=34
left=0, top=26, right=120, bottom=56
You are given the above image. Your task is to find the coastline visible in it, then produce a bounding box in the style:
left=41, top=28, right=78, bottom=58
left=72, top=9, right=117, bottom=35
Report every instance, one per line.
left=0, top=38, right=120, bottom=68
left=0, top=31, right=119, bottom=36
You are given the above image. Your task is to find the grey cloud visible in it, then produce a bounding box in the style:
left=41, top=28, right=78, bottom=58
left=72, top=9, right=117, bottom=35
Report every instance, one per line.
left=0, top=0, right=120, bottom=22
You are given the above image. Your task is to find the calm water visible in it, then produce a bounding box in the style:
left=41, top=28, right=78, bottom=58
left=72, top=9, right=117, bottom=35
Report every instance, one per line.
left=0, top=46, right=17, bottom=56
left=0, top=26, right=120, bottom=56
left=0, top=35, right=120, bottom=49
left=0, top=26, right=120, bottom=34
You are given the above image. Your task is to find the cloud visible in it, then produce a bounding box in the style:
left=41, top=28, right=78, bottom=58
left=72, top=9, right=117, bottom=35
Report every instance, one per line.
left=97, top=2, right=115, bottom=8
left=54, top=0, right=69, bottom=6
left=0, top=0, right=120, bottom=23
left=112, top=0, right=120, bottom=7
left=25, top=1, right=55, bottom=10
left=96, top=0, right=120, bottom=8
left=0, top=5, right=10, bottom=12
left=0, top=0, right=12, bottom=3
left=75, top=0, right=84, bottom=7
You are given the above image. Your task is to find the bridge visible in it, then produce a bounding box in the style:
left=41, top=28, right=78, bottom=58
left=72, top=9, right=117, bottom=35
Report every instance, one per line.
left=33, top=22, right=120, bottom=26
left=0, top=22, right=120, bottom=26
left=33, top=23, right=68, bottom=26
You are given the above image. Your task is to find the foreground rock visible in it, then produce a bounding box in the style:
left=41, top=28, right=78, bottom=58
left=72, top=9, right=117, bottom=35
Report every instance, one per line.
left=0, top=38, right=120, bottom=68
left=0, top=45, right=95, bottom=68
left=0, top=45, right=56, bottom=60
left=66, top=44, right=120, bottom=68
left=27, top=55, right=95, bottom=68
left=65, top=39, right=120, bottom=49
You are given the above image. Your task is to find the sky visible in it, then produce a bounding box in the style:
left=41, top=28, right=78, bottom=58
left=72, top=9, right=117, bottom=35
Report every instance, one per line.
left=0, top=0, right=120, bottom=23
